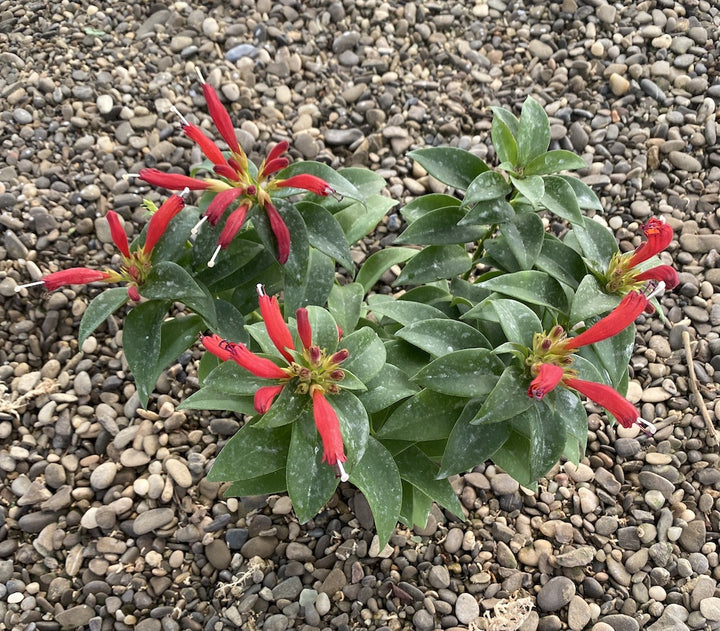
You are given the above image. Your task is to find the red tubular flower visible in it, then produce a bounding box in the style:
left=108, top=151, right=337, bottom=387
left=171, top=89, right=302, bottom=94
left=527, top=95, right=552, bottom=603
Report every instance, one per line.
left=635, top=265, right=679, bottom=289
left=216, top=202, right=251, bottom=249
left=106, top=211, right=130, bottom=258
left=627, top=217, right=674, bottom=267
left=201, top=334, right=236, bottom=362
left=276, top=174, right=336, bottom=197
left=312, top=388, right=348, bottom=479
left=564, top=378, right=641, bottom=429
left=263, top=200, right=291, bottom=264
left=257, top=285, right=295, bottom=362
left=296, top=308, right=312, bottom=350
left=203, top=188, right=246, bottom=226
left=182, top=123, right=228, bottom=167
left=138, top=168, right=211, bottom=191
left=144, top=194, right=185, bottom=254
left=265, top=140, right=289, bottom=165
left=254, top=385, right=284, bottom=414
left=201, top=82, right=241, bottom=155
left=528, top=363, right=564, bottom=400
left=42, top=268, right=113, bottom=291
left=561, top=291, right=647, bottom=351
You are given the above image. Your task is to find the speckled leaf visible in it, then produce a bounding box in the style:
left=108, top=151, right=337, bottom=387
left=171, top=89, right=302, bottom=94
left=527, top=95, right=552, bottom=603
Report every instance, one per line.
left=378, top=390, right=465, bottom=441
left=570, top=275, right=621, bottom=325
left=177, top=389, right=256, bottom=416
left=208, top=424, right=291, bottom=481
left=517, top=97, right=550, bottom=166
left=328, top=282, right=364, bottom=334
left=409, top=147, right=489, bottom=191
left=472, top=366, right=533, bottom=425
left=396, top=319, right=490, bottom=356
left=540, top=175, right=584, bottom=225
left=368, top=294, right=448, bottom=326
left=358, top=363, right=418, bottom=414
left=340, top=327, right=386, bottom=383
left=356, top=247, right=418, bottom=293
left=394, top=245, right=472, bottom=286
left=524, top=150, right=587, bottom=176
left=79, top=287, right=129, bottom=345
left=225, top=470, right=288, bottom=497
left=477, top=271, right=569, bottom=313
left=401, top=194, right=461, bottom=223
left=412, top=348, right=503, bottom=397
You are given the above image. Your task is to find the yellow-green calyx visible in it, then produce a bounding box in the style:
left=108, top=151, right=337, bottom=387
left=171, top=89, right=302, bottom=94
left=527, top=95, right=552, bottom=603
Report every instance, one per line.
left=286, top=345, right=349, bottom=396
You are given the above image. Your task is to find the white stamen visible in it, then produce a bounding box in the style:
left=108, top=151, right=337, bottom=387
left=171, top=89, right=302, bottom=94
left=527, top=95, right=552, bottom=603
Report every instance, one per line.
left=646, top=280, right=666, bottom=301
left=636, top=418, right=657, bottom=436
left=15, top=280, right=45, bottom=292
left=191, top=216, right=207, bottom=236
left=180, top=187, right=191, bottom=200
left=256, top=283, right=266, bottom=297
left=207, top=245, right=222, bottom=268
left=337, top=461, right=349, bottom=483
left=170, top=105, right=189, bottom=126
left=196, top=67, right=205, bottom=84
left=124, top=173, right=140, bottom=179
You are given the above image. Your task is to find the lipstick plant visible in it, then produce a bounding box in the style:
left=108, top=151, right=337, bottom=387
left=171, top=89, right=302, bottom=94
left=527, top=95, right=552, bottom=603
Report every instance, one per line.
left=18, top=81, right=676, bottom=545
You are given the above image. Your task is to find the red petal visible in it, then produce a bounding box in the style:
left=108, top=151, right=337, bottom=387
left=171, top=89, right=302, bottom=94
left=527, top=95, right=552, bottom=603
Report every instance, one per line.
left=635, top=265, right=679, bottom=290
left=562, top=291, right=646, bottom=350
left=265, top=140, right=289, bottom=165
left=201, top=334, right=235, bottom=362
left=213, top=164, right=241, bottom=182
left=276, top=173, right=334, bottom=196
left=144, top=194, right=185, bottom=253
left=204, top=188, right=245, bottom=225
left=182, top=123, right=228, bottom=167
left=312, top=389, right=346, bottom=466
left=139, top=168, right=209, bottom=191
left=258, top=289, right=294, bottom=362
left=254, top=385, right=284, bottom=414
left=296, top=308, right=312, bottom=349
left=264, top=201, right=291, bottom=264
left=260, top=157, right=289, bottom=178
left=217, top=202, right=250, bottom=249
left=106, top=211, right=130, bottom=258
left=201, top=82, right=241, bottom=155
left=564, top=378, right=639, bottom=428
left=42, top=268, right=112, bottom=291
left=230, top=343, right=288, bottom=379
left=527, top=363, right=564, bottom=400
left=627, top=217, right=673, bottom=267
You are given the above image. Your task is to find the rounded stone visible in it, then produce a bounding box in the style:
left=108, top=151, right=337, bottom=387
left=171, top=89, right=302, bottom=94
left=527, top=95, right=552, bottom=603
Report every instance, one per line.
left=90, top=462, right=117, bottom=490
left=537, top=576, right=576, bottom=612
left=455, top=593, right=480, bottom=624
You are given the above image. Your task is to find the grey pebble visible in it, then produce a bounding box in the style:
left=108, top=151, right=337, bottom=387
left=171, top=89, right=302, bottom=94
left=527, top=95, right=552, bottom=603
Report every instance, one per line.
left=537, top=576, right=575, bottom=611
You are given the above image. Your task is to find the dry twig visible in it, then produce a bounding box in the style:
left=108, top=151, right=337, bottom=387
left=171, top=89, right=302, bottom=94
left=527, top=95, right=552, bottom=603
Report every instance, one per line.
left=682, top=330, right=717, bottom=440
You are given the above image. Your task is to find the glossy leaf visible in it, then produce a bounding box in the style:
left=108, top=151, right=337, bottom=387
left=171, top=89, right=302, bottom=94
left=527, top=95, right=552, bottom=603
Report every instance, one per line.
left=356, top=247, right=418, bottom=293
left=490, top=106, right=519, bottom=137
left=332, top=389, right=370, bottom=464
left=402, top=194, right=461, bottom=223
left=558, top=175, right=603, bottom=210
left=340, top=327, right=386, bottom=383
left=412, top=348, right=503, bottom=397
left=509, top=174, right=545, bottom=207
left=305, top=305, right=339, bottom=353
left=394, top=245, right=472, bottom=286
left=570, top=275, right=621, bottom=325
left=328, top=282, right=364, bottom=334
left=399, top=480, right=433, bottom=530
left=256, top=387, right=310, bottom=429
left=517, top=97, right=551, bottom=167
left=535, top=236, right=587, bottom=290
left=357, top=363, right=418, bottom=414
left=472, top=366, right=533, bottom=424
left=225, top=469, right=288, bottom=497
left=409, top=147, right=489, bottom=191
left=459, top=198, right=514, bottom=226
left=540, top=175, right=584, bottom=225
left=367, top=295, right=448, bottom=326
left=462, top=171, right=512, bottom=208
left=284, top=248, right=335, bottom=315
left=208, top=424, right=291, bottom=481
left=149, top=205, right=198, bottom=263
left=349, top=436, right=402, bottom=545
left=378, top=390, right=466, bottom=441
left=396, top=206, right=486, bottom=245
left=500, top=212, right=545, bottom=270
left=524, top=150, right=587, bottom=176
left=211, top=299, right=247, bottom=342
left=178, top=389, right=256, bottom=415
left=396, top=318, right=489, bottom=356
left=334, top=195, right=397, bottom=244
left=203, top=361, right=280, bottom=397
left=591, top=324, right=635, bottom=390
left=298, top=201, right=354, bottom=271
left=477, top=271, right=569, bottom=313
left=491, top=116, right=518, bottom=166
left=79, top=287, right=129, bottom=345
left=438, top=400, right=509, bottom=477
left=567, top=219, right=619, bottom=269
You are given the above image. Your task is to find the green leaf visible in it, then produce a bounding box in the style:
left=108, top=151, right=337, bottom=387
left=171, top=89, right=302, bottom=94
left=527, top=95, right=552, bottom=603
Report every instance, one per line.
left=396, top=319, right=489, bottom=356
left=203, top=361, right=279, bottom=397
left=211, top=299, right=247, bottom=342
left=358, top=364, right=418, bottom=414
left=178, top=389, right=256, bottom=415
left=149, top=205, right=198, bottom=263
left=332, top=390, right=370, bottom=464
left=287, top=410, right=339, bottom=522
left=567, top=219, right=619, bottom=269
left=524, top=150, right=587, bottom=176
left=305, top=305, right=339, bottom=353
left=398, top=480, right=433, bottom=530
left=409, top=147, right=489, bottom=191
left=477, top=271, right=569, bottom=313
left=284, top=248, right=335, bottom=315
left=275, top=161, right=363, bottom=203
left=378, top=390, right=466, bottom=440
left=395, top=445, right=465, bottom=518
left=208, top=424, right=291, bottom=481
left=462, top=171, right=512, bottom=208
left=485, top=298, right=543, bottom=347
left=298, top=202, right=354, bottom=271
left=396, top=206, right=486, bottom=245
left=570, top=275, right=621, bottom=325
left=225, top=469, right=288, bottom=497
left=412, top=348, right=503, bottom=397
left=195, top=239, right=265, bottom=291
left=500, top=212, right=545, bottom=270
left=79, top=287, right=129, bottom=345
left=402, top=194, right=461, bottom=224
left=155, top=314, right=204, bottom=378
left=472, top=366, right=533, bottom=424
left=256, top=387, right=310, bottom=428
left=334, top=195, right=397, bottom=244
left=384, top=339, right=432, bottom=379
left=141, top=261, right=216, bottom=326
left=340, top=327, right=386, bottom=383
left=517, top=97, right=550, bottom=167
left=528, top=405, right=566, bottom=480
left=198, top=352, right=220, bottom=384
left=550, top=387, right=587, bottom=462
left=124, top=299, right=169, bottom=406
left=535, top=236, right=588, bottom=290
left=328, top=283, right=364, bottom=334
left=540, top=175, right=584, bottom=225
left=438, top=399, right=509, bottom=477
left=356, top=247, right=418, bottom=293
left=276, top=200, right=309, bottom=285
left=509, top=174, right=545, bottom=206
left=349, top=437, right=402, bottom=546
left=459, top=198, right=514, bottom=226
left=490, top=106, right=519, bottom=137
left=394, top=245, right=471, bottom=286
left=591, top=324, right=635, bottom=390
left=491, top=116, right=518, bottom=166
left=367, top=295, right=448, bottom=326
left=338, top=167, right=387, bottom=198
left=557, top=175, right=603, bottom=211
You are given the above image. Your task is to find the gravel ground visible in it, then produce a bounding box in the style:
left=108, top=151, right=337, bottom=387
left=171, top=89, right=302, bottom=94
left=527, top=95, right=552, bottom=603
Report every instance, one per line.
left=1, top=1, right=720, bottom=630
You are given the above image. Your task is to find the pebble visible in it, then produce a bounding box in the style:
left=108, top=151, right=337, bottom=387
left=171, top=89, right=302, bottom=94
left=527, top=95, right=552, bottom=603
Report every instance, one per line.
left=538, top=577, right=576, bottom=611
left=132, top=509, right=174, bottom=535
left=455, top=593, right=480, bottom=624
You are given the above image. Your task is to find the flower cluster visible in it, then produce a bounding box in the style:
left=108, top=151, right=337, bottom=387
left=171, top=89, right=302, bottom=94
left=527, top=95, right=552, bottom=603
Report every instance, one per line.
left=136, top=71, right=339, bottom=267
left=202, top=285, right=350, bottom=480
left=16, top=192, right=187, bottom=300
left=604, top=217, right=678, bottom=294
left=526, top=289, right=661, bottom=435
